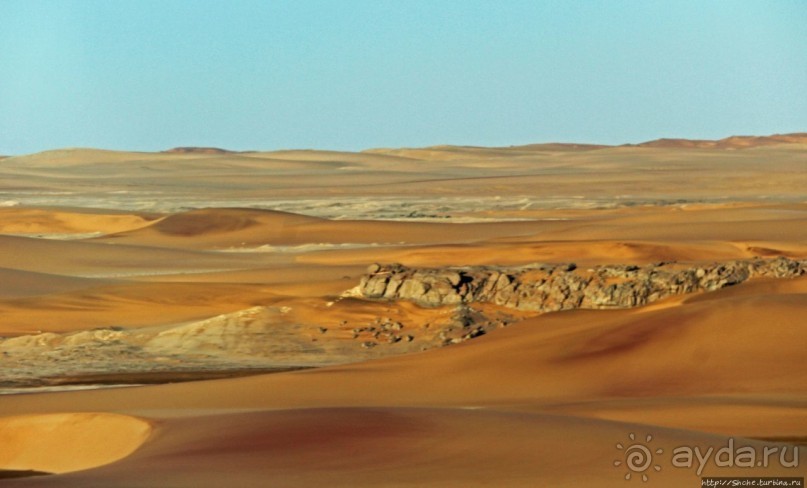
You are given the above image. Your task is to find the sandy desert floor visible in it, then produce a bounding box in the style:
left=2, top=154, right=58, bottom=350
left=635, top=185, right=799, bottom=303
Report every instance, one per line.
left=0, top=135, right=805, bottom=486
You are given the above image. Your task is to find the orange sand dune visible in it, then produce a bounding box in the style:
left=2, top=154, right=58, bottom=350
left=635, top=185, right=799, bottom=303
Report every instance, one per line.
left=524, top=212, right=807, bottom=246
left=0, top=234, right=275, bottom=275
left=0, top=207, right=158, bottom=236
left=1, top=276, right=805, bottom=486
left=0, top=281, right=287, bottom=335
left=297, top=239, right=771, bottom=268
left=0, top=413, right=150, bottom=475
left=5, top=408, right=801, bottom=488
left=96, top=207, right=567, bottom=249
left=93, top=203, right=807, bottom=256
left=1, top=138, right=805, bottom=486
left=0, top=268, right=112, bottom=299
left=2, top=276, right=805, bottom=428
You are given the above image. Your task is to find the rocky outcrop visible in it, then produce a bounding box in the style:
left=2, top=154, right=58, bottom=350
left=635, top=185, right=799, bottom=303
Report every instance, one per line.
left=354, top=257, right=806, bottom=312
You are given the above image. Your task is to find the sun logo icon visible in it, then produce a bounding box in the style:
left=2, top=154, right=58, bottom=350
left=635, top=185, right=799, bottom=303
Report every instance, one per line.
left=614, top=433, right=663, bottom=482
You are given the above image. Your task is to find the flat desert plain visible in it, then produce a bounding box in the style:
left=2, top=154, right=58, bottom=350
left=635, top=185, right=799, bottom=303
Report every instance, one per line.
left=0, top=134, right=806, bottom=486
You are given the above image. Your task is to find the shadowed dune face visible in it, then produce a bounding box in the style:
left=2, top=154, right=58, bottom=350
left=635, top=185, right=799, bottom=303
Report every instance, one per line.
left=0, top=413, right=151, bottom=475
left=150, top=209, right=262, bottom=236
left=142, top=207, right=325, bottom=236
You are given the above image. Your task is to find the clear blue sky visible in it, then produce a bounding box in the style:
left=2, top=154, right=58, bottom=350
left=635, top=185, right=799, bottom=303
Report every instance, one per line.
left=1, top=0, right=805, bottom=154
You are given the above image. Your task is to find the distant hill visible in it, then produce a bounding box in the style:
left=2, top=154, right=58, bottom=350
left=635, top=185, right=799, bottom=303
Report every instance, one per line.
left=505, top=142, right=609, bottom=151
left=629, top=133, right=807, bottom=149
left=162, top=147, right=236, bottom=154
left=368, top=133, right=807, bottom=157
left=5, top=133, right=807, bottom=160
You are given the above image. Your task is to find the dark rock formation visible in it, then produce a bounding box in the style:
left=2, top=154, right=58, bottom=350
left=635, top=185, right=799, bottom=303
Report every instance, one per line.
left=354, top=257, right=806, bottom=312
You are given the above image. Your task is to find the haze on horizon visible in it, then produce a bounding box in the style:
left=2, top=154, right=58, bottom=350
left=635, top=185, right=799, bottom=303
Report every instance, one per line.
left=1, top=0, right=805, bottom=156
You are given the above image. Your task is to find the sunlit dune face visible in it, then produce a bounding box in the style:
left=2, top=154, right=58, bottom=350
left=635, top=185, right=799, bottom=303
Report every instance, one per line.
left=0, top=413, right=152, bottom=475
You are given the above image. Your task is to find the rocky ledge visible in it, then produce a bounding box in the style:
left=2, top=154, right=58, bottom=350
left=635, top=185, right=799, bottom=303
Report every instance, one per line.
left=352, top=257, right=806, bottom=312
